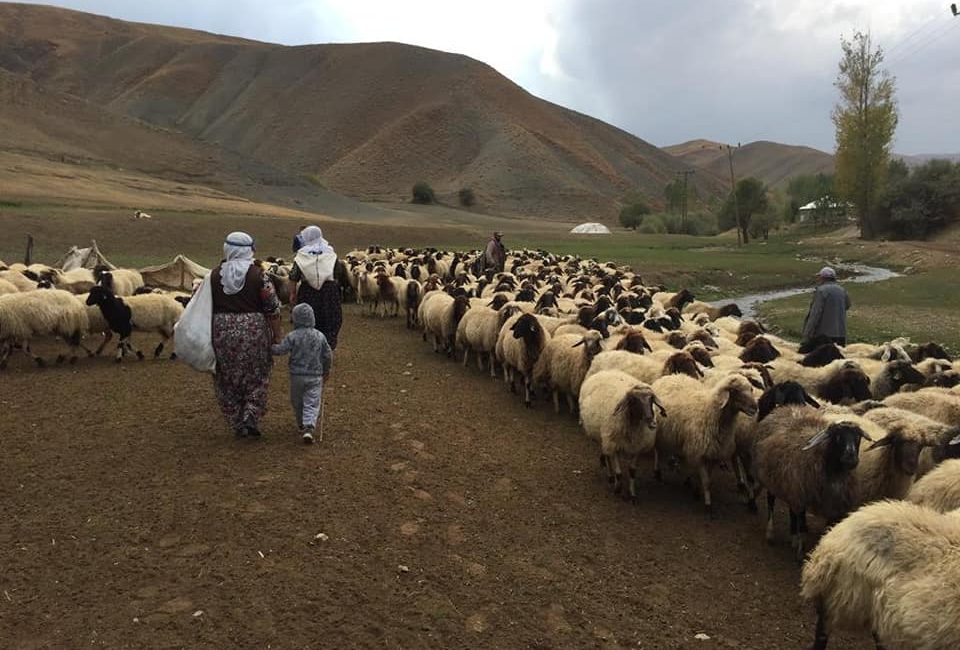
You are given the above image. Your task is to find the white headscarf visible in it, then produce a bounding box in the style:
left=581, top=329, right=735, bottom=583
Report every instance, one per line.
left=220, top=231, right=255, bottom=295
left=299, top=226, right=334, bottom=255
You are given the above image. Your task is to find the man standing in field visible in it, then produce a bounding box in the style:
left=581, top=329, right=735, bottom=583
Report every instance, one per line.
left=484, top=231, right=506, bottom=273
left=802, top=267, right=851, bottom=346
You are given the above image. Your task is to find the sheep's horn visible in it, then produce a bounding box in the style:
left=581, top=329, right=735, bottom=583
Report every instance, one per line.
left=804, top=395, right=822, bottom=409
left=867, top=437, right=895, bottom=451
left=802, top=428, right=832, bottom=450
left=572, top=340, right=585, bottom=347
left=950, top=433, right=960, bottom=446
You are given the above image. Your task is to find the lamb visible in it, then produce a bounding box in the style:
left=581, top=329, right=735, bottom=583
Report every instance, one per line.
left=579, top=370, right=665, bottom=501
left=650, top=373, right=758, bottom=514
left=0, top=289, right=89, bottom=368
left=752, top=408, right=872, bottom=559
left=95, top=268, right=144, bottom=297
left=85, top=285, right=184, bottom=361
left=907, top=457, right=960, bottom=512
left=534, top=330, right=605, bottom=414
left=800, top=499, right=960, bottom=650
left=496, top=313, right=549, bottom=406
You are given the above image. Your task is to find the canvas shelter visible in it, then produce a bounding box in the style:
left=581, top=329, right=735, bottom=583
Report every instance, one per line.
left=139, top=255, right=210, bottom=290
left=55, top=241, right=116, bottom=271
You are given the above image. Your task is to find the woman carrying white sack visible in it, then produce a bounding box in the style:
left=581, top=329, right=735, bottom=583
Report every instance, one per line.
left=272, top=303, right=333, bottom=444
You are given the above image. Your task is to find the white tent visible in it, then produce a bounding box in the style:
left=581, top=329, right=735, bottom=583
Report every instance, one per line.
left=570, top=222, right=612, bottom=234
left=139, top=255, right=210, bottom=290
left=56, top=241, right=116, bottom=271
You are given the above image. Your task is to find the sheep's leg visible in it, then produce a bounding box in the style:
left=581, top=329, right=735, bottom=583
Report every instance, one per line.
left=600, top=454, right=614, bottom=486
left=488, top=352, right=497, bottom=378
left=565, top=392, right=576, bottom=415
left=765, top=493, right=777, bottom=544
left=476, top=351, right=485, bottom=371
left=115, top=339, right=125, bottom=363
left=698, top=464, right=713, bottom=516
left=523, top=376, right=533, bottom=408
left=506, top=367, right=516, bottom=393
left=653, top=449, right=662, bottom=482
left=610, top=454, right=624, bottom=495
left=24, top=341, right=46, bottom=368
left=872, top=633, right=886, bottom=650
left=811, top=601, right=829, bottom=650
left=795, top=509, right=808, bottom=563
left=627, top=454, right=641, bottom=503
left=462, top=347, right=470, bottom=368
left=552, top=389, right=560, bottom=414
left=65, top=331, right=82, bottom=364
left=0, top=342, right=10, bottom=370
left=733, top=454, right=747, bottom=494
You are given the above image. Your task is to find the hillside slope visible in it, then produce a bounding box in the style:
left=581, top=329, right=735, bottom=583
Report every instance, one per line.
left=0, top=3, right=725, bottom=221
left=666, top=139, right=835, bottom=189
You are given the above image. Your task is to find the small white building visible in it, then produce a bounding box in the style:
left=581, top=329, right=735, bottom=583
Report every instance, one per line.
left=570, top=222, right=612, bottom=234
left=798, top=199, right=854, bottom=223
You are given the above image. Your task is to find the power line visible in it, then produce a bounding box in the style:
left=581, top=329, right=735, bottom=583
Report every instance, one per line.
left=887, top=17, right=959, bottom=68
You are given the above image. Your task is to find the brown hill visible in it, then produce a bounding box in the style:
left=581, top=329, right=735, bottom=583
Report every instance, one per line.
left=666, top=139, right=835, bottom=189
left=0, top=3, right=725, bottom=221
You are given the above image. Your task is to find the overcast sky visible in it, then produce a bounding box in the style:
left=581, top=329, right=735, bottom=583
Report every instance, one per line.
left=25, top=0, right=960, bottom=153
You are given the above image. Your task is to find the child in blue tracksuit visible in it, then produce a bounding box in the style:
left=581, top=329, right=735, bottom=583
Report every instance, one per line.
left=271, top=303, right=333, bottom=444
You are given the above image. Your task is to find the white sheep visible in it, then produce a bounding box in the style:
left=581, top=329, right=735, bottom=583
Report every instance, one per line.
left=650, top=373, right=758, bottom=514
left=533, top=330, right=605, bottom=414
left=907, top=458, right=960, bottom=513
left=97, top=269, right=144, bottom=297
left=496, top=312, right=550, bottom=406
left=133, top=210, right=153, bottom=219
left=0, top=270, right=37, bottom=292
left=456, top=302, right=518, bottom=376
left=0, top=278, right=19, bottom=295
left=769, top=358, right=873, bottom=404
left=420, top=292, right=470, bottom=356
left=801, top=499, right=960, bottom=650
left=0, top=289, right=89, bottom=368
left=586, top=349, right=704, bottom=385
left=579, top=370, right=665, bottom=501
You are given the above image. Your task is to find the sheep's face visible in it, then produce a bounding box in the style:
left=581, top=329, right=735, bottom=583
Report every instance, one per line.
left=805, top=422, right=869, bottom=471
left=895, top=439, right=922, bottom=475
left=617, top=388, right=667, bottom=430
left=741, top=337, right=780, bottom=363
left=723, top=384, right=758, bottom=418
left=686, top=345, right=714, bottom=368
left=664, top=352, right=702, bottom=379
left=740, top=362, right=775, bottom=389
left=719, top=303, right=743, bottom=318
left=927, top=371, right=960, bottom=388
left=488, top=294, right=510, bottom=311
left=886, top=361, right=925, bottom=391
left=758, top=381, right=820, bottom=421
left=665, top=332, right=687, bottom=349
left=616, top=332, right=652, bottom=354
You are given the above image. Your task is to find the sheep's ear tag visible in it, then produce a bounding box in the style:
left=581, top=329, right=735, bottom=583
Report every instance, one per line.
left=802, top=428, right=831, bottom=450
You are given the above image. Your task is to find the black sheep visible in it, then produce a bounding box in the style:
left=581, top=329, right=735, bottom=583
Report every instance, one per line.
left=85, top=285, right=144, bottom=362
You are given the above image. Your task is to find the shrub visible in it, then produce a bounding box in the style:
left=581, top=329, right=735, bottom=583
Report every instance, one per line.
left=458, top=188, right=476, bottom=207
left=412, top=181, right=435, bottom=205
left=637, top=214, right=667, bottom=234
left=619, top=199, right=651, bottom=230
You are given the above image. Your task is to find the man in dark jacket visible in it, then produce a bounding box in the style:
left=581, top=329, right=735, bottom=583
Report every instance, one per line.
left=802, top=267, right=851, bottom=346
left=484, top=231, right=506, bottom=273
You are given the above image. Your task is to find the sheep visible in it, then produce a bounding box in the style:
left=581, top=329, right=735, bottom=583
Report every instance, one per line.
left=0, top=270, right=37, bottom=293
left=496, top=313, right=549, bottom=406
left=752, top=408, right=873, bottom=559
left=908, top=341, right=952, bottom=363
left=85, top=285, right=184, bottom=361
left=587, top=349, right=703, bottom=385
left=884, top=387, right=960, bottom=427
left=801, top=343, right=845, bottom=367
left=800, top=499, right=960, bottom=650
left=420, top=292, right=470, bottom=356
left=534, top=330, right=605, bottom=414
left=770, top=359, right=872, bottom=405
left=403, top=279, right=423, bottom=329
left=740, top=336, right=781, bottom=363
left=132, top=210, right=153, bottom=219
left=681, top=300, right=743, bottom=321
left=456, top=301, right=517, bottom=376
left=907, top=457, right=960, bottom=513
left=373, top=272, right=400, bottom=318
left=0, top=289, right=89, bottom=368
left=95, top=268, right=144, bottom=297
left=0, top=278, right=19, bottom=295
left=579, top=370, right=665, bottom=501
left=650, top=373, right=758, bottom=514
left=609, top=328, right=653, bottom=354
left=868, top=359, right=926, bottom=399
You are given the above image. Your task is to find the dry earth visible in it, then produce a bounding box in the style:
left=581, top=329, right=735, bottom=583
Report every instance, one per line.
left=0, top=306, right=871, bottom=649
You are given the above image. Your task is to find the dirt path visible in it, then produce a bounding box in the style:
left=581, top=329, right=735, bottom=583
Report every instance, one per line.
left=0, top=307, right=869, bottom=649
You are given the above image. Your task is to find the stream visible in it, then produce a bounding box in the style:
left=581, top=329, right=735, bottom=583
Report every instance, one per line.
left=716, top=262, right=901, bottom=320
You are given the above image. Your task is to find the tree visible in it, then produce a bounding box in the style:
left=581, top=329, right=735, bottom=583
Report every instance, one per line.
left=411, top=181, right=435, bottom=204
left=718, top=177, right=768, bottom=243
left=458, top=187, right=476, bottom=207
left=664, top=180, right=683, bottom=214
left=833, top=31, right=898, bottom=239
left=619, top=199, right=651, bottom=230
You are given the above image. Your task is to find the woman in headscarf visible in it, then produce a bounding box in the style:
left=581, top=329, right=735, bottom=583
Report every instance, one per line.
left=288, top=226, right=343, bottom=349
left=211, top=232, right=282, bottom=438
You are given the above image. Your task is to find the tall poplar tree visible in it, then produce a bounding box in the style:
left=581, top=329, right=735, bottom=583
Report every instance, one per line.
left=833, top=32, right=898, bottom=239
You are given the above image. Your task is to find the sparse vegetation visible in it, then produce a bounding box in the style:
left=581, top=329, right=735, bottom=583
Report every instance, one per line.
left=0, top=199, right=24, bottom=208
left=411, top=181, right=436, bottom=205
left=458, top=187, right=476, bottom=207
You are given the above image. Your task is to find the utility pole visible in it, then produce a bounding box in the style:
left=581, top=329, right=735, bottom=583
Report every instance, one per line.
left=727, top=143, right=742, bottom=245
left=676, top=170, right=696, bottom=231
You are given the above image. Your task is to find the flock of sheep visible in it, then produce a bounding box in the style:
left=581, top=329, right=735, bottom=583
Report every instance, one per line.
left=342, top=245, right=960, bottom=650
left=4, top=244, right=960, bottom=647
left=0, top=261, right=185, bottom=366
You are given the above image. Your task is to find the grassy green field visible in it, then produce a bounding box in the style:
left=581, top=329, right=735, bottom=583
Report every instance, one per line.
left=2, top=201, right=955, bottom=351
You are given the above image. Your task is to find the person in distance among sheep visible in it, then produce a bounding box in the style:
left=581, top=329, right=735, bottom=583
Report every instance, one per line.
left=272, top=303, right=333, bottom=444
left=802, top=266, right=851, bottom=347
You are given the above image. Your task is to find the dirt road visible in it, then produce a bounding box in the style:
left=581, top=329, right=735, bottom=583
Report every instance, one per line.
left=0, top=307, right=868, bottom=649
